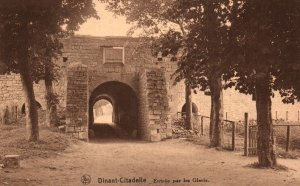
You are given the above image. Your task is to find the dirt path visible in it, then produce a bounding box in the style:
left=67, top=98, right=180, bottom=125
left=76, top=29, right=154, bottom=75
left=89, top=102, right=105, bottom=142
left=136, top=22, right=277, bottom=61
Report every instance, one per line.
left=1, top=138, right=300, bottom=186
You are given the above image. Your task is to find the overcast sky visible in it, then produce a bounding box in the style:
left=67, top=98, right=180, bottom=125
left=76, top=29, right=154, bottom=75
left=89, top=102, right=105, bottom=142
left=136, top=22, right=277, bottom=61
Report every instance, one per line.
left=76, top=2, right=132, bottom=37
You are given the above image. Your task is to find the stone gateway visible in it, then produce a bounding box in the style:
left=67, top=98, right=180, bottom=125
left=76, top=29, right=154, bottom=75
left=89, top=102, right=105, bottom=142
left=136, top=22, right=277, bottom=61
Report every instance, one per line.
left=1, top=36, right=300, bottom=142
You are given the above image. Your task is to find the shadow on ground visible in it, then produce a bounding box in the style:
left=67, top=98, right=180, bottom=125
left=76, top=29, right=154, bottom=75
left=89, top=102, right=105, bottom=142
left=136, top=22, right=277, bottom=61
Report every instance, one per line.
left=89, top=123, right=142, bottom=144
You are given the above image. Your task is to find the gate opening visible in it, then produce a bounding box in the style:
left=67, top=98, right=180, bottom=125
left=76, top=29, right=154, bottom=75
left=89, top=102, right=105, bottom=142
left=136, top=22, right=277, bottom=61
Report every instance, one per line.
left=89, top=81, right=138, bottom=140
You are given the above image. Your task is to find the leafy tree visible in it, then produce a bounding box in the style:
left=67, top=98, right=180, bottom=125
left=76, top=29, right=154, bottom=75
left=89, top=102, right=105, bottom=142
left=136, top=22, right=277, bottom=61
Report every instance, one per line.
left=231, top=0, right=300, bottom=167
left=168, top=0, right=239, bottom=147
left=103, top=0, right=195, bottom=130
left=20, top=31, right=61, bottom=127
left=104, top=0, right=239, bottom=147
left=0, top=0, right=98, bottom=141
left=30, top=36, right=62, bottom=127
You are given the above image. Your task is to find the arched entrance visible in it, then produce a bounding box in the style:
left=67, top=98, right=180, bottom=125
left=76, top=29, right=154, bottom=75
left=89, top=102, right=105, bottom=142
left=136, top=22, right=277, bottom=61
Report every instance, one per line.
left=89, top=81, right=138, bottom=139
left=181, top=102, right=199, bottom=115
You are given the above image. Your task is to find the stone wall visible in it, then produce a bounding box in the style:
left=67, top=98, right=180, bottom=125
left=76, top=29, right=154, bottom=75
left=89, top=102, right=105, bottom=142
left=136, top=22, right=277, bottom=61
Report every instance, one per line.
left=145, top=69, right=171, bottom=140
left=138, top=69, right=171, bottom=141
left=0, top=75, right=23, bottom=125
left=0, top=74, right=48, bottom=125
left=62, top=36, right=147, bottom=95
left=169, top=83, right=300, bottom=122
left=65, top=63, right=88, bottom=140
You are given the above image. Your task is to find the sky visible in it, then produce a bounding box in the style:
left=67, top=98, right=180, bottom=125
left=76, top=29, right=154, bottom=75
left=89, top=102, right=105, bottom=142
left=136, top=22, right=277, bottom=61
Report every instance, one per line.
left=75, top=2, right=132, bottom=37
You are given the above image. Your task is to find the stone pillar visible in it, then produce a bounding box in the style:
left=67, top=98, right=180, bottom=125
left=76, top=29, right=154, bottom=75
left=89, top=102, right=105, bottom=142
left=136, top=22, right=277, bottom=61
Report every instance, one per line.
left=138, top=71, right=150, bottom=140
left=138, top=69, right=172, bottom=141
left=65, top=63, right=89, bottom=141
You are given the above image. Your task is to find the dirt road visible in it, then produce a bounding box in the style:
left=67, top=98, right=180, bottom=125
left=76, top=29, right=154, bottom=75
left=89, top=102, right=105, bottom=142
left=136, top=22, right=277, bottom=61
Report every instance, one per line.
left=1, top=138, right=300, bottom=186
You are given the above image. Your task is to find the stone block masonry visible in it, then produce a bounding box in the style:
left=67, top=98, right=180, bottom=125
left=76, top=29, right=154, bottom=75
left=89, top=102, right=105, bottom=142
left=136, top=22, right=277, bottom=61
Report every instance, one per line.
left=65, top=63, right=89, bottom=140
left=0, top=75, right=22, bottom=125
left=0, top=72, right=67, bottom=125
left=0, top=74, right=48, bottom=125
left=138, top=69, right=172, bottom=141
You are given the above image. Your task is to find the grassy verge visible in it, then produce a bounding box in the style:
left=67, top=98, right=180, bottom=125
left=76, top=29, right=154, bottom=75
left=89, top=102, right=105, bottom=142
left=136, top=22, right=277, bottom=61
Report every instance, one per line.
left=0, top=121, right=78, bottom=162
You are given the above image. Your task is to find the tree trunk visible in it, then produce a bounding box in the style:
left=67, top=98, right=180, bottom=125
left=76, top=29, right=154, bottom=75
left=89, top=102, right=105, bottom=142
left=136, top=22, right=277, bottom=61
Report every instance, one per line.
left=18, top=44, right=39, bottom=141
left=209, top=74, right=223, bottom=147
left=255, top=73, right=277, bottom=167
left=185, top=83, right=193, bottom=130
left=45, top=67, right=57, bottom=127
left=179, top=24, right=193, bottom=130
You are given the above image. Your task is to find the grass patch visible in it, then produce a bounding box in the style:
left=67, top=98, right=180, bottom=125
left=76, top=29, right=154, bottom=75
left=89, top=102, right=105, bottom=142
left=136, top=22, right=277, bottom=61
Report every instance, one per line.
left=0, top=122, right=78, bottom=162
left=277, top=148, right=300, bottom=159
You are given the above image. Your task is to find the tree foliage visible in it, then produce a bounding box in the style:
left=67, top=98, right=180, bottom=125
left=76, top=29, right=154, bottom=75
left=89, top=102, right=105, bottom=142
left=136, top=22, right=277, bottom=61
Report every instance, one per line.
left=0, top=0, right=98, bottom=75
left=232, top=0, right=300, bottom=102
left=105, top=0, right=300, bottom=166
left=104, top=0, right=198, bottom=130
left=229, top=0, right=300, bottom=167
left=104, top=0, right=239, bottom=146
left=0, top=0, right=98, bottom=140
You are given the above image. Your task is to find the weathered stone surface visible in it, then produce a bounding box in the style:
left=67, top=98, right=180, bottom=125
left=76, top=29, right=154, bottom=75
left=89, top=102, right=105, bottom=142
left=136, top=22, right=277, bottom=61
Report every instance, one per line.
left=0, top=71, right=67, bottom=125
left=65, top=63, right=88, bottom=141
left=138, top=69, right=172, bottom=141
left=3, top=155, right=20, bottom=168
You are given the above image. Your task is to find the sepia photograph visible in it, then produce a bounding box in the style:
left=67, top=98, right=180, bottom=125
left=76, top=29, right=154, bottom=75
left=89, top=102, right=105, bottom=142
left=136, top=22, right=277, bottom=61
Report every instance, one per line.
left=0, top=0, right=300, bottom=185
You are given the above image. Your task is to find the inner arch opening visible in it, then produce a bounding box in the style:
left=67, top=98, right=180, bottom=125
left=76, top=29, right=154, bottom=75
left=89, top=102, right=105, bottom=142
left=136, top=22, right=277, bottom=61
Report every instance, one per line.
left=93, top=99, right=113, bottom=124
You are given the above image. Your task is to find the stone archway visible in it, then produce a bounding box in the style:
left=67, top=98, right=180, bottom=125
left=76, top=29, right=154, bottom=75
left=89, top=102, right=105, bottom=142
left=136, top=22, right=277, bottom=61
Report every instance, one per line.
left=88, top=81, right=138, bottom=139
left=65, top=65, right=171, bottom=142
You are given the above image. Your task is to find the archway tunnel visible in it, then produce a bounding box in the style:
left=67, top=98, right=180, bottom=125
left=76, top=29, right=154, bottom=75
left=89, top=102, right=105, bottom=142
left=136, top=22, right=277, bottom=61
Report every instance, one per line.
left=89, top=81, right=138, bottom=139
